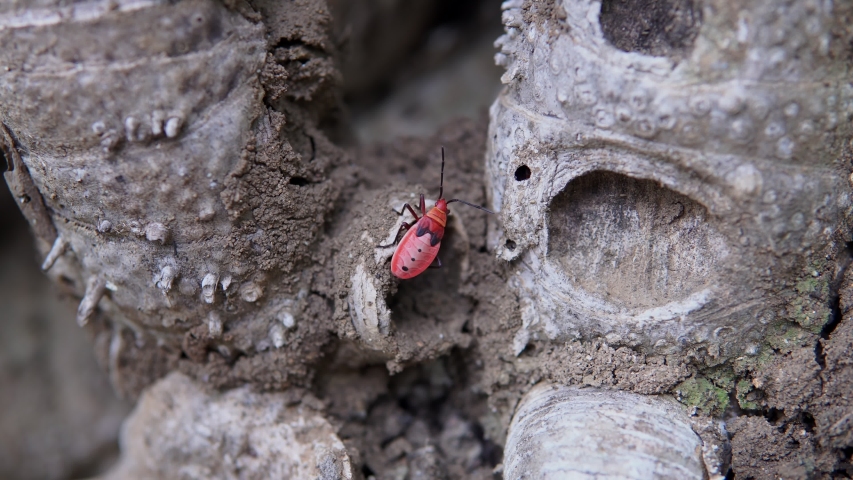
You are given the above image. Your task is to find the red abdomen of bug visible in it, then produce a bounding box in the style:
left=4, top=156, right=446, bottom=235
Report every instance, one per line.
left=391, top=204, right=446, bottom=279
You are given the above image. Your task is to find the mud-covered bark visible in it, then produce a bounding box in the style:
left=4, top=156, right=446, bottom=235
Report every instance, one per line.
left=0, top=0, right=349, bottom=398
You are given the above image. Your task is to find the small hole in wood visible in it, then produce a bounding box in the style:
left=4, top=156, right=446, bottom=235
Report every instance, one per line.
left=505, top=239, right=516, bottom=250
left=0, top=149, right=10, bottom=173
left=514, top=165, right=531, bottom=181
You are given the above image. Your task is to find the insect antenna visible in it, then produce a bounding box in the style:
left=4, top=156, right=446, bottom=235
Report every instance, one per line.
left=447, top=199, right=494, bottom=214
left=439, top=146, right=445, bottom=200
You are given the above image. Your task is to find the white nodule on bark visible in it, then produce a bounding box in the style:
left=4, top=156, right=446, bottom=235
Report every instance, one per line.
left=208, top=311, right=223, bottom=339
left=348, top=262, right=391, bottom=348
left=201, top=273, right=218, bottom=304
left=123, top=116, right=138, bottom=142
left=144, top=222, right=169, bottom=244
left=280, top=310, right=296, bottom=329
left=240, top=282, right=263, bottom=303
left=270, top=323, right=286, bottom=349
left=150, top=110, right=165, bottom=136
left=154, top=264, right=177, bottom=293
left=41, top=235, right=68, bottom=271
left=77, top=276, right=107, bottom=327
left=504, top=383, right=705, bottom=480
left=164, top=116, right=183, bottom=138
left=221, top=274, right=233, bottom=289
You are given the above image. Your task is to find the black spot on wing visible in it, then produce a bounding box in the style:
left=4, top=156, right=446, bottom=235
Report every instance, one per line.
left=401, top=266, right=409, bottom=272
left=416, top=221, right=431, bottom=237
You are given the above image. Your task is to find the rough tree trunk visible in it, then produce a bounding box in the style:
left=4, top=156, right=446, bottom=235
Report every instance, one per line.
left=1, top=0, right=852, bottom=479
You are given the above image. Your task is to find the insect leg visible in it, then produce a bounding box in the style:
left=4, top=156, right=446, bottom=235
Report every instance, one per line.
left=391, top=202, right=420, bottom=221
left=405, top=202, right=420, bottom=220
left=377, top=222, right=412, bottom=248
left=419, top=194, right=426, bottom=214
left=428, top=256, right=442, bottom=269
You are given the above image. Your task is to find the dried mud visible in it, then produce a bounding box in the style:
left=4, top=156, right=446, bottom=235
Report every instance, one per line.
left=317, top=118, right=510, bottom=478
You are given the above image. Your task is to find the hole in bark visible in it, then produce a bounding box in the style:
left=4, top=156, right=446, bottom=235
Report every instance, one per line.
left=468, top=418, right=504, bottom=468
left=514, top=165, right=531, bottom=181
left=599, top=0, right=702, bottom=60
left=505, top=239, right=516, bottom=250
left=0, top=148, right=10, bottom=172
left=764, top=407, right=785, bottom=426
left=831, top=448, right=853, bottom=477
left=274, top=39, right=306, bottom=50
left=548, top=171, right=728, bottom=310
left=801, top=412, right=816, bottom=433
left=289, top=176, right=310, bottom=186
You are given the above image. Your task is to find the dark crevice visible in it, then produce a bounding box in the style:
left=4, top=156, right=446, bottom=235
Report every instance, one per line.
left=272, top=38, right=328, bottom=62
left=0, top=148, right=10, bottom=172
left=0, top=125, right=16, bottom=172
left=764, top=407, right=785, bottom=426
left=832, top=447, right=853, bottom=477
left=308, top=134, right=316, bottom=161
left=288, top=176, right=311, bottom=186
left=469, top=418, right=503, bottom=468
left=815, top=241, right=853, bottom=368
left=273, top=38, right=307, bottom=50
left=724, top=389, right=745, bottom=419
left=516, top=342, right=534, bottom=357
left=801, top=412, right=816, bottom=433
left=725, top=466, right=735, bottom=480
left=64, top=437, right=120, bottom=479
left=224, top=349, right=245, bottom=367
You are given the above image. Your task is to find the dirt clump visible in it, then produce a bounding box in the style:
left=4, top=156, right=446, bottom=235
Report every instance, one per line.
left=314, top=118, right=506, bottom=478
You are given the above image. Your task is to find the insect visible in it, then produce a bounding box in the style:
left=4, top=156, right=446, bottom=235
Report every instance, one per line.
left=379, top=147, right=493, bottom=279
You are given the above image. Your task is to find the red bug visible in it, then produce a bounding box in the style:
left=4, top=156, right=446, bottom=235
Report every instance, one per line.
left=379, top=147, right=493, bottom=279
